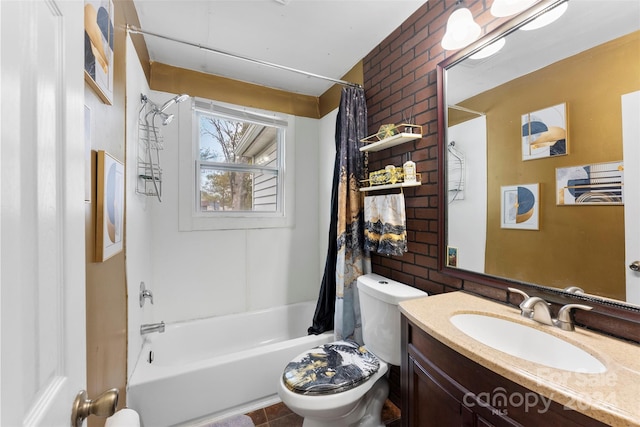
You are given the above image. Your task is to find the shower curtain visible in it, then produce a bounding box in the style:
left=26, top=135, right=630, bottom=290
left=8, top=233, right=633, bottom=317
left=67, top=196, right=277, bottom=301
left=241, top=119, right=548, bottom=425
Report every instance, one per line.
left=309, top=87, right=371, bottom=344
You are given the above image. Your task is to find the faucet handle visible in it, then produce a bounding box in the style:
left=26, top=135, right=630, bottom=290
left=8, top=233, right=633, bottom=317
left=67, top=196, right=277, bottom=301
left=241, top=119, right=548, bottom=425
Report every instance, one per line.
left=508, top=287, right=530, bottom=302
left=508, top=287, right=539, bottom=319
left=508, top=287, right=531, bottom=313
left=140, top=282, right=154, bottom=307
left=555, top=304, right=592, bottom=331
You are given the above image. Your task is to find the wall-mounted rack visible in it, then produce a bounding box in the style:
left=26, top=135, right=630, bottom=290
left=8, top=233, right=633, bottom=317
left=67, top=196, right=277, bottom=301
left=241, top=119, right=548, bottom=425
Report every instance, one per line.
left=136, top=93, right=189, bottom=202
left=359, top=123, right=423, bottom=192
left=360, top=124, right=423, bottom=152
left=136, top=121, right=163, bottom=200
left=360, top=180, right=421, bottom=192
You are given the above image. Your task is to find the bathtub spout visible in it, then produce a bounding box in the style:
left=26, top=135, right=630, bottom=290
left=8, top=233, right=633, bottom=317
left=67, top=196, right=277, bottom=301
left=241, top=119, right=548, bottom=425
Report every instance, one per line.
left=140, top=321, right=165, bottom=335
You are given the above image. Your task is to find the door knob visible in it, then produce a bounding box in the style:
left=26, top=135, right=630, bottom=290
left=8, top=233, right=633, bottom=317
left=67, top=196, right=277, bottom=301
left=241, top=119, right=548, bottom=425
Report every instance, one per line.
left=71, top=388, right=118, bottom=427
left=630, top=261, right=640, bottom=272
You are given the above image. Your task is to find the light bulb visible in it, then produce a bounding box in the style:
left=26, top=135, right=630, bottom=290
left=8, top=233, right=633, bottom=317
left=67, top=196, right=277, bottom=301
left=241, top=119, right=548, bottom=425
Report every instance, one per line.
left=441, top=8, right=481, bottom=51
left=470, top=38, right=506, bottom=59
left=520, top=2, right=568, bottom=31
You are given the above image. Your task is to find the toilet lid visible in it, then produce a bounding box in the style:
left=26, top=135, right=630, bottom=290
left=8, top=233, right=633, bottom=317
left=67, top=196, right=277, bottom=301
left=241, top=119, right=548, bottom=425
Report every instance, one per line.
left=282, top=340, right=380, bottom=395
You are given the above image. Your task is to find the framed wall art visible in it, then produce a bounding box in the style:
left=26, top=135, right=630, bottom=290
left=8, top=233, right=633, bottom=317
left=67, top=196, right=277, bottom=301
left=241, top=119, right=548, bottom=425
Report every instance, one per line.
left=521, top=103, right=568, bottom=161
left=446, top=246, right=458, bottom=268
left=96, top=150, right=124, bottom=261
left=556, top=161, right=624, bottom=205
left=84, top=105, right=92, bottom=202
left=84, top=0, right=114, bottom=104
left=501, top=183, right=540, bottom=230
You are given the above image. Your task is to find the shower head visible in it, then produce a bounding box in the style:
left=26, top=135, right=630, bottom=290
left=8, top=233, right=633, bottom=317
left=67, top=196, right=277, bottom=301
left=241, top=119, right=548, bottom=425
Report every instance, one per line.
left=157, top=112, right=174, bottom=126
left=159, top=93, right=189, bottom=113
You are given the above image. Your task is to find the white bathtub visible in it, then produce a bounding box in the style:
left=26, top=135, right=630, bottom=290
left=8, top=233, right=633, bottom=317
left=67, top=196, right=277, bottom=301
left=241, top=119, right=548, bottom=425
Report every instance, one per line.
left=127, top=301, right=334, bottom=427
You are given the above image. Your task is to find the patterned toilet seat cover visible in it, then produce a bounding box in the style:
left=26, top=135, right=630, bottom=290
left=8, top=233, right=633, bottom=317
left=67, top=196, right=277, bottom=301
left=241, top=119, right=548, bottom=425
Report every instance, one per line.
left=282, top=340, right=380, bottom=395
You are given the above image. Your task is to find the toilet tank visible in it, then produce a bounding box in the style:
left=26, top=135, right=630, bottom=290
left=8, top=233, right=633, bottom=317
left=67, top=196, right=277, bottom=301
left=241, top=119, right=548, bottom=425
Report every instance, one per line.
left=357, top=273, right=427, bottom=366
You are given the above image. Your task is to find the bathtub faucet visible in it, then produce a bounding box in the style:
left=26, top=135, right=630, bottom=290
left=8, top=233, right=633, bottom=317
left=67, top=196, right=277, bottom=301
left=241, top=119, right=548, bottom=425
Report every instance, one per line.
left=140, top=321, right=165, bottom=335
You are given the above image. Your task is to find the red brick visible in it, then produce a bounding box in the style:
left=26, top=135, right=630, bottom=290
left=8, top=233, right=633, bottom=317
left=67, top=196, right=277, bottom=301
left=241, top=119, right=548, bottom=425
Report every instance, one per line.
left=403, top=263, right=429, bottom=278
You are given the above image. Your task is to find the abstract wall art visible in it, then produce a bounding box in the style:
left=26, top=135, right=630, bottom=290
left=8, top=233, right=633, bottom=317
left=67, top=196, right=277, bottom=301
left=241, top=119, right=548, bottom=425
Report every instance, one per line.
left=501, top=183, right=539, bottom=230
left=522, top=103, right=568, bottom=161
left=556, top=161, right=624, bottom=205
left=84, top=0, right=114, bottom=104
left=96, top=150, right=124, bottom=261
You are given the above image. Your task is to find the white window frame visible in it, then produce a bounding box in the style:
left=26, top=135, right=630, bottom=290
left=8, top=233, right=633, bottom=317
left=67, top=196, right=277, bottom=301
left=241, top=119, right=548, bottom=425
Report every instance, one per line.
left=179, top=98, right=295, bottom=230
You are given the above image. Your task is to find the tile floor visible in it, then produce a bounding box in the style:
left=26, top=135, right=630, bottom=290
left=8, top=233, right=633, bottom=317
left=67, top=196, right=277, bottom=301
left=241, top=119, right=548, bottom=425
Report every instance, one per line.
left=245, top=399, right=401, bottom=427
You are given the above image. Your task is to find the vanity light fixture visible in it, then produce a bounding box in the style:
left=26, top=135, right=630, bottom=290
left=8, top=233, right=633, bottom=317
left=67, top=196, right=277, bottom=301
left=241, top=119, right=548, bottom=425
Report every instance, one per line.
left=520, top=2, right=568, bottom=31
left=441, top=2, right=481, bottom=51
left=469, top=37, right=506, bottom=59
left=490, top=0, right=538, bottom=17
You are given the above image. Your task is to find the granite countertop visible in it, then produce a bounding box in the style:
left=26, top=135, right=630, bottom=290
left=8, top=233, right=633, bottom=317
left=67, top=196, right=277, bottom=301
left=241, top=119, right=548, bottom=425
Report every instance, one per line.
left=399, top=291, right=640, bottom=426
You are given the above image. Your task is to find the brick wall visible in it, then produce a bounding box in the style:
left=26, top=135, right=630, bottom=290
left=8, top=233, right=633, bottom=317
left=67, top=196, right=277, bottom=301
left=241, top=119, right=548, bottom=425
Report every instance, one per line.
left=363, top=0, right=505, bottom=294
left=362, top=1, right=508, bottom=406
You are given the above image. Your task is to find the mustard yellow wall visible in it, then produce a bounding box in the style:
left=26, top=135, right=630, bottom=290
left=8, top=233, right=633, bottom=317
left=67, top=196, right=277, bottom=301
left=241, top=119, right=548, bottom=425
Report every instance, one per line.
left=459, top=31, right=639, bottom=300
left=84, top=2, right=132, bottom=426
left=149, top=61, right=363, bottom=119
left=319, top=62, right=364, bottom=117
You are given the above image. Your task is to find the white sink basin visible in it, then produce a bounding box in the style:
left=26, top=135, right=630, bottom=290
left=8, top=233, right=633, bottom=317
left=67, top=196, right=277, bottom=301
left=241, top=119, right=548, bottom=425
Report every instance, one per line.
left=450, top=313, right=606, bottom=373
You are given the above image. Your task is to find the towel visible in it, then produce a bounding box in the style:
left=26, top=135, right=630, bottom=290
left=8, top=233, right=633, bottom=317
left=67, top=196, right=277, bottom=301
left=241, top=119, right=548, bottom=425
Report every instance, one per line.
left=364, top=194, right=407, bottom=256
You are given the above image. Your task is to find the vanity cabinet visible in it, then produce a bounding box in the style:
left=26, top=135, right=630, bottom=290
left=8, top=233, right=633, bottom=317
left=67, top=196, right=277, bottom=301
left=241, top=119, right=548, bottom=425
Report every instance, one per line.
left=401, top=316, right=607, bottom=427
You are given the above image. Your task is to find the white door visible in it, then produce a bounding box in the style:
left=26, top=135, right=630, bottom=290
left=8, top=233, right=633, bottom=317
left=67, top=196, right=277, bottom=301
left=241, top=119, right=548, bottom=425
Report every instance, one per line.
left=1, top=0, right=86, bottom=426
left=622, top=91, right=640, bottom=305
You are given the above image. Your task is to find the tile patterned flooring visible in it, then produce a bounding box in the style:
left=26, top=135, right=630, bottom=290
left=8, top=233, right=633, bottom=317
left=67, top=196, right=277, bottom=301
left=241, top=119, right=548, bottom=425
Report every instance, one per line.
left=245, top=399, right=401, bottom=427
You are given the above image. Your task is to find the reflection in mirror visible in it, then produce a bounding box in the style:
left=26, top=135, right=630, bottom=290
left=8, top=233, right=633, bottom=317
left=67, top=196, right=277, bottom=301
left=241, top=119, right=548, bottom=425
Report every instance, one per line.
left=440, top=0, right=640, bottom=307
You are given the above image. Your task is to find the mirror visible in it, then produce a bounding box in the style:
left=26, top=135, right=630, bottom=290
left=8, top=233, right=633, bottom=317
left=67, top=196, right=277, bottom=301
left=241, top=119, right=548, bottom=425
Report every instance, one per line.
left=438, top=0, right=640, bottom=308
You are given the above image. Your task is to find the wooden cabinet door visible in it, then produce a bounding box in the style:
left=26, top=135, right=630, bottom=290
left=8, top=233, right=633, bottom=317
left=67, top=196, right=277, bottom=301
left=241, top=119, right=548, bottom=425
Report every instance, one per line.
left=407, top=355, right=475, bottom=426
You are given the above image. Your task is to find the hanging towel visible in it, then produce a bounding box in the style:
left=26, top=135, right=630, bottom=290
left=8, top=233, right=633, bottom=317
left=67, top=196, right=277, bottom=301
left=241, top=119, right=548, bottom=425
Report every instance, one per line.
left=364, top=194, right=407, bottom=256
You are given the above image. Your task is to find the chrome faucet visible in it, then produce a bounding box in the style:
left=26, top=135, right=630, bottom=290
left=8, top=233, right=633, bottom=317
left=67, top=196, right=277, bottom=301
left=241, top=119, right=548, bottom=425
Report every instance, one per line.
left=140, top=321, right=165, bottom=335
left=509, top=288, right=553, bottom=325
left=508, top=288, right=592, bottom=331
left=522, top=297, right=554, bottom=326
left=554, top=304, right=592, bottom=331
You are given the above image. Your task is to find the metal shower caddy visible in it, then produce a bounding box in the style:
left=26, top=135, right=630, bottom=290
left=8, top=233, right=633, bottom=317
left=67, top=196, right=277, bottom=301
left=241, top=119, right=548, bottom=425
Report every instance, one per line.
left=136, top=93, right=188, bottom=202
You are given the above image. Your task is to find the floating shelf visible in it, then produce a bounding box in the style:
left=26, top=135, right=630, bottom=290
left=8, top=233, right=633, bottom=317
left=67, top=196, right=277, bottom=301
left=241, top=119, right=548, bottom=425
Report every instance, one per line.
left=360, top=180, right=422, bottom=192
left=360, top=124, right=423, bottom=152
left=360, top=133, right=423, bottom=152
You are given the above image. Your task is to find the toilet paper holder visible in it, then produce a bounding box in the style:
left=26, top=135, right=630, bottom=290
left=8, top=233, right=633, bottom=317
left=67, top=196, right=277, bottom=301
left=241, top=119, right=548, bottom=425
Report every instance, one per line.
left=71, top=388, right=118, bottom=427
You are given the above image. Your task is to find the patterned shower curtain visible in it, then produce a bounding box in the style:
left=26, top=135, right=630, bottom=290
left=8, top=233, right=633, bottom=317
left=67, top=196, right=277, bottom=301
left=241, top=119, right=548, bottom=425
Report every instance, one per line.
left=308, top=86, right=371, bottom=344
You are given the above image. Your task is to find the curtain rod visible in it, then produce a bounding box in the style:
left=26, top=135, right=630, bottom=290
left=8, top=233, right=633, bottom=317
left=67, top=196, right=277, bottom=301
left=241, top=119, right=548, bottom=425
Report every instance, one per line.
left=127, top=25, right=362, bottom=89
left=448, top=104, right=485, bottom=116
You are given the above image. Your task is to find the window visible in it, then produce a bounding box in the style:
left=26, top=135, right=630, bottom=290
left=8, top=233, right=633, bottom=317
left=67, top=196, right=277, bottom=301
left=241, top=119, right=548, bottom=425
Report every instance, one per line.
left=179, top=98, right=295, bottom=231
left=197, top=108, right=283, bottom=213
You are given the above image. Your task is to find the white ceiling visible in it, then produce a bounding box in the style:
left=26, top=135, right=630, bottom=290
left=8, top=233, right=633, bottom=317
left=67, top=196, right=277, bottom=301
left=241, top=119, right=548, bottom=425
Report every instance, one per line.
left=132, top=0, right=428, bottom=96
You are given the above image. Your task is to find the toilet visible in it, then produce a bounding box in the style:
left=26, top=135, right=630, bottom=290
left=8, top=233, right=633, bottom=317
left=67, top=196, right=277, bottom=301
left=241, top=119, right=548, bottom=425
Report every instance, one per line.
left=277, top=273, right=427, bottom=426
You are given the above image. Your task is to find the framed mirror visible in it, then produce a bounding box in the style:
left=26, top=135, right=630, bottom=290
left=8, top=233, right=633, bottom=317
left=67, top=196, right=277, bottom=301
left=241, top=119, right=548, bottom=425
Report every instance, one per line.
left=437, top=0, right=640, bottom=311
